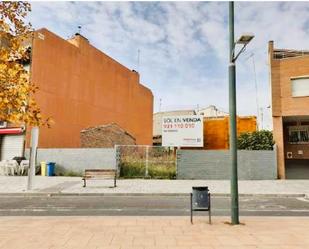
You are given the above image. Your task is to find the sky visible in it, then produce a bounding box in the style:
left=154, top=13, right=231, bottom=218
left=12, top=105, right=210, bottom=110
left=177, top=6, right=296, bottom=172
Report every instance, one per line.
left=27, top=1, right=309, bottom=130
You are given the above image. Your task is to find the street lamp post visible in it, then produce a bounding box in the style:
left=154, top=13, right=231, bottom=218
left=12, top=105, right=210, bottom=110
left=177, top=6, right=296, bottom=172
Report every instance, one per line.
left=229, top=1, right=254, bottom=225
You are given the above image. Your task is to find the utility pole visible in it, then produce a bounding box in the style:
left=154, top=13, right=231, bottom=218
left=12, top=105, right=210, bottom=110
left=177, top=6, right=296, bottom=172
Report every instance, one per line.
left=137, top=49, right=140, bottom=73
left=250, top=53, right=260, bottom=129
left=229, top=1, right=239, bottom=225
left=260, top=107, right=264, bottom=130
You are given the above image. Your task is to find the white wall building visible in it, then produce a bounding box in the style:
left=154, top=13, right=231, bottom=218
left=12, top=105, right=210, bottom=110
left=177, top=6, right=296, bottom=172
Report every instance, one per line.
left=196, top=105, right=228, bottom=118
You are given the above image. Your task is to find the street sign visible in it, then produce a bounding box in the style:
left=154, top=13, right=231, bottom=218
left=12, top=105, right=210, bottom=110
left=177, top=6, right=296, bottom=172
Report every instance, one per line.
left=162, top=115, right=203, bottom=147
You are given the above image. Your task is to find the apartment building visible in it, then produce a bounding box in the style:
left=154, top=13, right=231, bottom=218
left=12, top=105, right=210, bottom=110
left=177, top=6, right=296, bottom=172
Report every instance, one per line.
left=269, top=41, right=309, bottom=179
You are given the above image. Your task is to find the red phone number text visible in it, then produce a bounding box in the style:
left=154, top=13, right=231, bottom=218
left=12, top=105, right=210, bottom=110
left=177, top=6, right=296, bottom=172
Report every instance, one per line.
left=163, top=123, right=195, bottom=129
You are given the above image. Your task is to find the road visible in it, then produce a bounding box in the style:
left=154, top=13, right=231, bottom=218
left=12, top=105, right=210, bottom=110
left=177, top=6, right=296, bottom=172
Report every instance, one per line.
left=0, top=195, right=309, bottom=216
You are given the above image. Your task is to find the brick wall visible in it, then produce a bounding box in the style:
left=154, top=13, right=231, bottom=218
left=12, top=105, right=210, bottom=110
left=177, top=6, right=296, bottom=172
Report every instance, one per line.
left=80, top=123, right=136, bottom=148
left=272, top=117, right=284, bottom=178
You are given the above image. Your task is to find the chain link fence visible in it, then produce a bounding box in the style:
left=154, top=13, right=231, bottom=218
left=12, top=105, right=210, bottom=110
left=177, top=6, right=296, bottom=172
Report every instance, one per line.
left=115, top=145, right=176, bottom=179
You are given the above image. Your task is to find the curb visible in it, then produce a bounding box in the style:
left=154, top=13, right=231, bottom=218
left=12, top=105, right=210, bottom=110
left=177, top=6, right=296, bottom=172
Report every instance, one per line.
left=0, top=192, right=306, bottom=198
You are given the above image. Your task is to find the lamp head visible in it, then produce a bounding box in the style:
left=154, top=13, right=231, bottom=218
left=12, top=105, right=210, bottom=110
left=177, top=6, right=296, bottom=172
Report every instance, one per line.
left=236, top=33, right=254, bottom=45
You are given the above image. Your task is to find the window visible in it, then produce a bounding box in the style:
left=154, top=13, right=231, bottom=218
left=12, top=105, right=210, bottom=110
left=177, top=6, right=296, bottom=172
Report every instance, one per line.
left=291, top=77, right=309, bottom=97
left=289, top=130, right=299, bottom=143
left=288, top=125, right=309, bottom=144
left=300, top=130, right=309, bottom=142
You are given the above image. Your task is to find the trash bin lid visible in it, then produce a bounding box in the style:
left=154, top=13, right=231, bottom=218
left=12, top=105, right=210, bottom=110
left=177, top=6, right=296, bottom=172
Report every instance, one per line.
left=192, top=186, right=208, bottom=191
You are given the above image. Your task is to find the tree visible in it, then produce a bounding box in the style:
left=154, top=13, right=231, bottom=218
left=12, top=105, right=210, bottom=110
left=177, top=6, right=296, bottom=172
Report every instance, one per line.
left=0, top=2, right=49, bottom=126
left=237, top=130, right=275, bottom=150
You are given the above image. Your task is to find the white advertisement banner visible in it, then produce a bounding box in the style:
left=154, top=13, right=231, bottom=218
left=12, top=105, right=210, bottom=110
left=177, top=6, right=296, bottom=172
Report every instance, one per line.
left=162, top=115, right=203, bottom=147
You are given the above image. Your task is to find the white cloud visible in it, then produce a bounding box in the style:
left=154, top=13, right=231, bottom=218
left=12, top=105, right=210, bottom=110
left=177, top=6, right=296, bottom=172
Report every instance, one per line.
left=28, top=1, right=309, bottom=130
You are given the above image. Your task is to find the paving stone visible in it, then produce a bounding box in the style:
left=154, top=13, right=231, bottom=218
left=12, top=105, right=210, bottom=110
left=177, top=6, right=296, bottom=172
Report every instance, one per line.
left=0, top=217, right=308, bottom=249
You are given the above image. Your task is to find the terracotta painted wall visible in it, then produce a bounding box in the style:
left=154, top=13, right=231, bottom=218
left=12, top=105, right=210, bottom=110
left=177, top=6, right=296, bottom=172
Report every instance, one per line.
left=203, top=116, right=257, bottom=150
left=27, top=29, right=153, bottom=148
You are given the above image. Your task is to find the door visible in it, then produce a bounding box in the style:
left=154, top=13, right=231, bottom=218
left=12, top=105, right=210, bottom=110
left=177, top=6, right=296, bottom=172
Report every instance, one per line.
left=0, top=134, right=25, bottom=160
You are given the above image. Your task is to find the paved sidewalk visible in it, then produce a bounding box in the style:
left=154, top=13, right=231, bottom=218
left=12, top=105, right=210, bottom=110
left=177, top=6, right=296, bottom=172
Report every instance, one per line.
left=1, top=176, right=309, bottom=196
left=0, top=216, right=308, bottom=249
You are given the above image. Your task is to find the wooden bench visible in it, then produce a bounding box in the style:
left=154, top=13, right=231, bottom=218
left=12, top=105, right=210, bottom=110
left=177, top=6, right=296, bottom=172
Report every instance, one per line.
left=82, top=169, right=117, bottom=187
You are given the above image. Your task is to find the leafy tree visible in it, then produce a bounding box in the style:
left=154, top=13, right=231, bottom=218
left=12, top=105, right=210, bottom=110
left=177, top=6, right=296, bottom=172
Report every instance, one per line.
left=0, top=2, right=49, bottom=126
left=237, top=130, right=275, bottom=150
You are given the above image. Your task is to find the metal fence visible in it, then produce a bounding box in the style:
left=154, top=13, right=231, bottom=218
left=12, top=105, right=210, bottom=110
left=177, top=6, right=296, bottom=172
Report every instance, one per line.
left=115, top=145, right=176, bottom=179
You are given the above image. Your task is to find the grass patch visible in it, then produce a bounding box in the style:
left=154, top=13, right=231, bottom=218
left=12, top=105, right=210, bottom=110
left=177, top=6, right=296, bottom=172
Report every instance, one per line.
left=119, top=162, right=145, bottom=178
left=119, top=161, right=176, bottom=179
left=148, top=165, right=176, bottom=179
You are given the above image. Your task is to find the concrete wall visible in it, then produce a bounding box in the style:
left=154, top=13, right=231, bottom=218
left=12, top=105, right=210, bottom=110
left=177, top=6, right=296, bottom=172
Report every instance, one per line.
left=27, top=28, right=153, bottom=148
left=177, top=149, right=277, bottom=180
left=25, top=148, right=116, bottom=174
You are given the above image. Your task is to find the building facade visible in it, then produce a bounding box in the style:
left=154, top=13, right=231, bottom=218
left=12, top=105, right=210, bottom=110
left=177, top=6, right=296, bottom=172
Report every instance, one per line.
left=269, top=41, right=309, bottom=179
left=23, top=28, right=153, bottom=148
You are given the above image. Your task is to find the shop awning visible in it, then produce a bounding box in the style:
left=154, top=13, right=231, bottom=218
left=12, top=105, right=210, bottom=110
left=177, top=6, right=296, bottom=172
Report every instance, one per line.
left=0, top=128, right=24, bottom=135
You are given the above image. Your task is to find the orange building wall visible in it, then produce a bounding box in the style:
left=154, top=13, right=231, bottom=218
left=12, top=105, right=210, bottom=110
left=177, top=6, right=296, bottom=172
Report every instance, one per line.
left=27, top=29, right=153, bottom=148
left=203, top=117, right=229, bottom=149
left=203, top=116, right=257, bottom=150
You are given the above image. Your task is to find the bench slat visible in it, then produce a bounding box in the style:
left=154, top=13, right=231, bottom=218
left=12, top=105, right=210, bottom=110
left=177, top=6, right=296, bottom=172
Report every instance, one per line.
left=85, top=169, right=116, bottom=172
left=84, top=176, right=115, bottom=179
left=85, top=174, right=115, bottom=176
left=85, top=172, right=115, bottom=175
left=85, top=175, right=115, bottom=178
left=85, top=171, right=116, bottom=174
